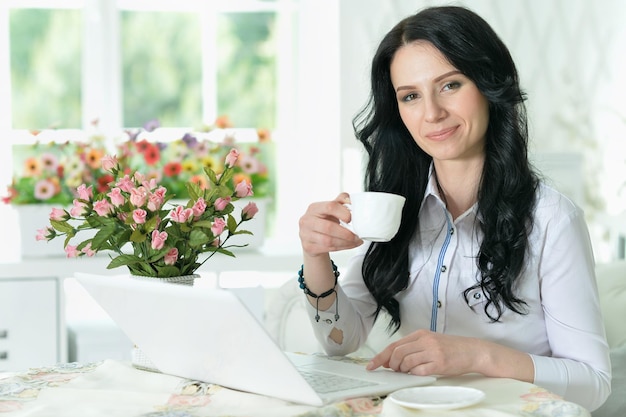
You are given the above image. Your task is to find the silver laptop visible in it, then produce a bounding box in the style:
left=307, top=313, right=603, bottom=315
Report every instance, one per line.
left=75, top=273, right=435, bottom=406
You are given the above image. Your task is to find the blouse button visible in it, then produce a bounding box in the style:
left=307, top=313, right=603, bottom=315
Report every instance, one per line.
left=437, top=300, right=442, bottom=308
left=324, top=319, right=333, bottom=324
left=450, top=228, right=455, bottom=235
left=440, top=265, right=447, bottom=273
left=473, top=293, right=481, bottom=300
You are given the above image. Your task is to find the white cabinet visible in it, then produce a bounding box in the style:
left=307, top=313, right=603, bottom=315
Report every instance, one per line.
left=0, top=277, right=65, bottom=371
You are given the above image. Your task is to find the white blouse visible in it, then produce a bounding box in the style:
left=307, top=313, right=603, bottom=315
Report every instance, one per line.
left=307, top=174, right=611, bottom=411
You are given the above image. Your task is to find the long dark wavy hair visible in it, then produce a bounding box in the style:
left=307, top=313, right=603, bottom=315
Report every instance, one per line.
left=353, top=6, right=539, bottom=332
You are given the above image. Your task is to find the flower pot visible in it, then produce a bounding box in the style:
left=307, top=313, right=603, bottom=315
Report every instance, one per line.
left=130, top=273, right=199, bottom=286
left=129, top=273, right=200, bottom=372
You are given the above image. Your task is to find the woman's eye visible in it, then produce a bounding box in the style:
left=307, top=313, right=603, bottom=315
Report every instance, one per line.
left=402, top=93, right=419, bottom=102
left=442, top=81, right=461, bottom=91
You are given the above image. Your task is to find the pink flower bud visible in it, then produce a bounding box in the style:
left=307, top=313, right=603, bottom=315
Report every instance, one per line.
left=36, top=227, right=54, bottom=241
left=225, top=148, right=240, bottom=167
left=65, top=245, right=80, bottom=258
left=211, top=218, right=226, bottom=236
left=49, top=207, right=67, bottom=221
left=147, top=194, right=162, bottom=212
left=151, top=230, right=168, bottom=250
left=169, top=205, right=193, bottom=223
left=234, top=180, right=253, bottom=198
left=81, top=243, right=96, bottom=257
left=130, top=187, right=148, bottom=207
left=214, top=197, right=231, bottom=211
left=164, top=248, right=178, bottom=265
left=107, top=188, right=125, bottom=207
left=192, top=198, right=207, bottom=218
left=133, top=208, right=147, bottom=224
left=116, top=175, right=134, bottom=193
left=101, top=155, right=118, bottom=172
left=134, top=171, right=145, bottom=184
left=93, top=199, right=114, bottom=216
left=153, top=186, right=167, bottom=200
left=76, top=184, right=93, bottom=201
left=142, top=178, right=158, bottom=191
left=242, top=202, right=259, bottom=220
left=70, top=199, right=87, bottom=217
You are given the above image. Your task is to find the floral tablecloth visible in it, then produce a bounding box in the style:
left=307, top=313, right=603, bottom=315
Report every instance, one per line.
left=0, top=359, right=590, bottom=417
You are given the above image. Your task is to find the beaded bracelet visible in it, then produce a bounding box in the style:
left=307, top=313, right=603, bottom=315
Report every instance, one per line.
left=298, top=260, right=340, bottom=322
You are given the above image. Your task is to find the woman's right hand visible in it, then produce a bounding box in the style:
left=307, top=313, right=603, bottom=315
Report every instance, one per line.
left=298, top=192, right=363, bottom=257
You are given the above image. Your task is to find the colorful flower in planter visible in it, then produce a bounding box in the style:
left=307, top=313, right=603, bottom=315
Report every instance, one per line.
left=3, top=117, right=275, bottom=210
left=116, top=117, right=274, bottom=201
left=3, top=135, right=111, bottom=205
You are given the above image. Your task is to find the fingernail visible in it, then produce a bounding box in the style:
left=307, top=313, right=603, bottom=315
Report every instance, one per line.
left=366, top=361, right=374, bottom=371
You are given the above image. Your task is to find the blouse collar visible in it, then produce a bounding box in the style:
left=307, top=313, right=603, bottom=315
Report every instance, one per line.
left=421, top=162, right=479, bottom=222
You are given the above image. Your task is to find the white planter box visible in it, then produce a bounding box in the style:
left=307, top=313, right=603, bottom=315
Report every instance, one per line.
left=17, top=204, right=66, bottom=258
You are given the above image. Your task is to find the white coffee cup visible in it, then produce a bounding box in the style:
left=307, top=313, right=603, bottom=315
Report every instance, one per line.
left=344, top=191, right=406, bottom=242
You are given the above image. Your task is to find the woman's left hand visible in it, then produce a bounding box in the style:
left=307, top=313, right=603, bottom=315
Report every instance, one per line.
left=367, top=328, right=534, bottom=381
left=366, top=329, right=482, bottom=377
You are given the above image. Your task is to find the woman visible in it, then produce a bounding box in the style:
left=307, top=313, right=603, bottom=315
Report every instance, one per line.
left=297, top=6, right=611, bottom=411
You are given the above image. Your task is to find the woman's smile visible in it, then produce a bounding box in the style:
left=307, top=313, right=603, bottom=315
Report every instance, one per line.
left=425, top=126, right=459, bottom=141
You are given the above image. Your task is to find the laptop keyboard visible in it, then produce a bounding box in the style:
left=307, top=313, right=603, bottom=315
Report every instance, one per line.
left=298, top=369, right=378, bottom=394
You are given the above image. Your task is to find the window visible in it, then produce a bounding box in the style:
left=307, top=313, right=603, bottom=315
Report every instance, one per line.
left=10, top=7, right=82, bottom=129
left=5, top=0, right=282, bottom=131
left=216, top=12, right=277, bottom=128
left=120, top=10, right=203, bottom=127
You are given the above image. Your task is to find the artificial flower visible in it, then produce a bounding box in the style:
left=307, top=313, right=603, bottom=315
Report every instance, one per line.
left=38, top=149, right=257, bottom=278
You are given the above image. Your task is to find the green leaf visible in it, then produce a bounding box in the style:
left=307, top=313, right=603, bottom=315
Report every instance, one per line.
left=138, top=262, right=157, bottom=276
left=204, top=166, right=219, bottom=185
left=115, top=229, right=132, bottom=245
left=219, top=167, right=235, bottom=187
left=232, top=229, right=253, bottom=236
left=216, top=247, right=235, bottom=257
left=50, top=219, right=74, bottom=234
left=154, top=265, right=182, bottom=277
left=91, top=225, right=116, bottom=250
left=144, top=215, right=159, bottom=232
left=130, top=228, right=146, bottom=243
left=76, top=240, right=92, bottom=251
left=215, top=184, right=234, bottom=199
left=191, top=220, right=213, bottom=229
left=186, top=181, right=202, bottom=200
left=107, top=254, right=143, bottom=269
left=189, top=229, right=210, bottom=247
left=202, top=188, right=218, bottom=203
left=180, top=262, right=201, bottom=275
left=147, top=248, right=169, bottom=263
left=227, top=214, right=238, bottom=233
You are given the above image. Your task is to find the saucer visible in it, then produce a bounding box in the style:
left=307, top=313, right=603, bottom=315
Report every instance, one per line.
left=388, top=386, right=485, bottom=410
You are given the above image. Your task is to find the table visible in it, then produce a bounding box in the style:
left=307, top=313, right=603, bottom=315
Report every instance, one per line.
left=0, top=359, right=590, bottom=417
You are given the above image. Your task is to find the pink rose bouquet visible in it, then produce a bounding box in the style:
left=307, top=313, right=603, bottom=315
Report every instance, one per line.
left=37, top=148, right=258, bottom=278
